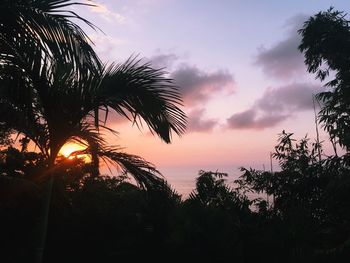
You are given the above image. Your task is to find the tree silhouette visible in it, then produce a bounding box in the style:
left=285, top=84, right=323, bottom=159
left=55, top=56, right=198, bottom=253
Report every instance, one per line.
left=0, top=1, right=186, bottom=262
left=0, top=0, right=186, bottom=189
left=299, top=8, right=350, bottom=151
left=0, top=58, right=186, bottom=185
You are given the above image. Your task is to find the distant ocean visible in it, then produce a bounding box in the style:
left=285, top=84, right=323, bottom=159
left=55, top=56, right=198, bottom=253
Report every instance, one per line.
left=160, top=165, right=268, bottom=200
left=102, top=164, right=270, bottom=200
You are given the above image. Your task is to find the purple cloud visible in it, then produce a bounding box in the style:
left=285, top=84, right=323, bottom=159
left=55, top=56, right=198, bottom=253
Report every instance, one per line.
left=254, top=14, right=309, bottom=80
left=256, top=83, right=317, bottom=111
left=227, top=109, right=288, bottom=130
left=149, top=53, right=179, bottom=70
left=187, top=108, right=218, bottom=132
left=148, top=52, right=235, bottom=107
left=171, top=64, right=235, bottom=106
left=227, top=82, right=318, bottom=130
left=103, top=52, right=234, bottom=133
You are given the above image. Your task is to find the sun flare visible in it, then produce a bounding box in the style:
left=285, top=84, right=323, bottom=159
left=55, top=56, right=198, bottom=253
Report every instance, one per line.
left=58, top=142, right=91, bottom=162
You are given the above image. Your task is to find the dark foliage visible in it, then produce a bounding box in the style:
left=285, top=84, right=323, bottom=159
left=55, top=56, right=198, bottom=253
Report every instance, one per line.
left=2, top=5, right=350, bottom=263
left=299, top=8, right=350, bottom=150
left=1, top=138, right=350, bottom=262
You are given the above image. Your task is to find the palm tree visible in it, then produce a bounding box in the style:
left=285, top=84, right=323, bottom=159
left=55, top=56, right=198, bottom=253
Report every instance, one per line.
left=0, top=1, right=187, bottom=262
left=0, top=0, right=102, bottom=152
left=1, top=37, right=188, bottom=263
left=0, top=0, right=186, bottom=180
left=0, top=57, right=187, bottom=182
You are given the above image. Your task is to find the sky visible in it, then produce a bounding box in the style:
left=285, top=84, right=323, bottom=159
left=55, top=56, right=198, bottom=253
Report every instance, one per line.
left=73, top=0, right=349, bottom=196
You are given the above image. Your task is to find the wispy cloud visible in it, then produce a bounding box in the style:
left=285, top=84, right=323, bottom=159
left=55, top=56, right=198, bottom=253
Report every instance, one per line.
left=227, top=82, right=318, bottom=130
left=88, top=33, right=125, bottom=61
left=88, top=1, right=126, bottom=24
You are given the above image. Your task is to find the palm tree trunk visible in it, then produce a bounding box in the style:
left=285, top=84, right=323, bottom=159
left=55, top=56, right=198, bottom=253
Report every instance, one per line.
left=35, top=151, right=58, bottom=263
left=92, top=108, right=100, bottom=177
left=36, top=176, right=54, bottom=263
left=91, top=141, right=100, bottom=177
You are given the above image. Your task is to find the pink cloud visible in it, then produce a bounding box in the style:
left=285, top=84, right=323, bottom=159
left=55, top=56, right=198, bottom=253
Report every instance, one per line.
left=227, top=82, right=319, bottom=130
left=187, top=108, right=218, bottom=132
left=171, top=65, right=235, bottom=106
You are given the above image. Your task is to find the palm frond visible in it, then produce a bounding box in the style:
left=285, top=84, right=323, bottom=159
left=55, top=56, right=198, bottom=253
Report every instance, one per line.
left=0, top=0, right=101, bottom=73
left=97, top=146, right=164, bottom=189
left=0, top=64, right=50, bottom=154
left=95, top=57, right=187, bottom=143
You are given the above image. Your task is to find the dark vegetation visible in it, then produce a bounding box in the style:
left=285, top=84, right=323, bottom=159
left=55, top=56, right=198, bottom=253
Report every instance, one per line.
left=0, top=2, right=350, bottom=262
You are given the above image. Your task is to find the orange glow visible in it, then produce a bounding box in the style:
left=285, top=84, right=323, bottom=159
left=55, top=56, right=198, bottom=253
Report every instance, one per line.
left=58, top=142, right=91, bottom=162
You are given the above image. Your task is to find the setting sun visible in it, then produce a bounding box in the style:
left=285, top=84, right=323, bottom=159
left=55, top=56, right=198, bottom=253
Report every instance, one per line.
left=58, top=142, right=91, bottom=162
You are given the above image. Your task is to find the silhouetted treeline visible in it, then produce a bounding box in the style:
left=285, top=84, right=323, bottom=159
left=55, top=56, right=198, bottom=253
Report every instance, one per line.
left=1, top=136, right=350, bottom=262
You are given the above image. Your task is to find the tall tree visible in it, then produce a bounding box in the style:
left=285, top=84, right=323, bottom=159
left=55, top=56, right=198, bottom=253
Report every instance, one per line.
left=0, top=0, right=186, bottom=188
left=0, top=0, right=101, bottom=150
left=0, top=1, right=187, bottom=262
left=0, top=57, right=187, bottom=184
left=298, top=8, right=350, bottom=151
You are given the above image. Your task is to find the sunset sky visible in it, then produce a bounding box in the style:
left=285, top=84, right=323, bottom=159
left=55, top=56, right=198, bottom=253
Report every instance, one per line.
left=74, top=0, right=348, bottom=195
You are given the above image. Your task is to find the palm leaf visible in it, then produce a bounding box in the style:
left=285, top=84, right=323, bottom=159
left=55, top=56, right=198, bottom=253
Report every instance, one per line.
left=98, top=147, right=164, bottom=189
left=0, top=0, right=101, bottom=73
left=95, top=58, right=187, bottom=143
